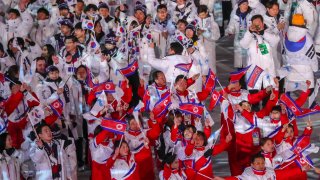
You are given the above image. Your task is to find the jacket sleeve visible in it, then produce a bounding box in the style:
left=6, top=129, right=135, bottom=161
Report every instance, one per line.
left=106, top=156, right=117, bottom=169
left=29, top=143, right=46, bottom=163
left=5, top=92, right=24, bottom=115
left=295, top=89, right=310, bottom=107
left=95, top=130, right=114, bottom=145
left=143, top=47, right=168, bottom=72
left=212, top=140, right=230, bottom=156
left=263, top=30, right=280, bottom=47
left=202, top=16, right=220, bottom=41
left=146, top=119, right=161, bottom=140
left=240, top=31, right=255, bottom=49
left=256, top=90, right=278, bottom=118
left=170, top=126, right=179, bottom=142
left=241, top=110, right=255, bottom=124
left=185, top=142, right=195, bottom=157
left=247, top=89, right=268, bottom=104
left=274, top=129, right=285, bottom=145
left=302, top=127, right=312, bottom=136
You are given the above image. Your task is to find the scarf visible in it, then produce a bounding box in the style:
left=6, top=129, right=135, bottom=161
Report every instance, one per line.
left=43, top=141, right=61, bottom=179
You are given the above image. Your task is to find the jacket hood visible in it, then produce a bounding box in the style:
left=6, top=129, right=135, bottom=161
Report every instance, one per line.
left=287, top=26, right=307, bottom=42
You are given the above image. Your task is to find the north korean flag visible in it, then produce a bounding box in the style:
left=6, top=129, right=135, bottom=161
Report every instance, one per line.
left=118, top=60, right=138, bottom=77
left=247, top=65, right=264, bottom=88
left=179, top=103, right=204, bottom=118
left=152, top=93, right=172, bottom=118
left=49, top=99, right=64, bottom=117
left=93, top=82, right=116, bottom=95
left=174, top=61, right=193, bottom=73
left=280, top=93, right=303, bottom=116
left=204, top=69, right=216, bottom=92
left=208, top=90, right=221, bottom=111
left=101, top=118, right=127, bottom=134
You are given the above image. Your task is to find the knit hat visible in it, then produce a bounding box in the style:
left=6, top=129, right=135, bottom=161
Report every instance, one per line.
left=46, top=65, right=59, bottom=73
left=238, top=0, right=248, bottom=5
left=185, top=24, right=196, bottom=32
left=291, top=14, right=305, bottom=27
left=105, top=33, right=116, bottom=45
left=58, top=19, right=73, bottom=29
left=58, top=2, right=69, bottom=10
left=98, top=2, right=109, bottom=10
left=134, top=1, right=147, bottom=15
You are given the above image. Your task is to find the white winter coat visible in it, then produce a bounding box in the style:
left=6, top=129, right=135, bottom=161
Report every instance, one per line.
left=195, top=14, right=220, bottom=73
left=283, top=26, right=318, bottom=88
left=141, top=47, right=192, bottom=84
left=237, top=167, right=276, bottom=179
left=1, top=149, right=29, bottom=180
left=296, top=0, right=318, bottom=37
left=29, top=140, right=68, bottom=180
left=226, top=9, right=252, bottom=68
left=0, top=10, right=33, bottom=50
left=30, top=19, right=57, bottom=47
left=240, top=27, right=280, bottom=89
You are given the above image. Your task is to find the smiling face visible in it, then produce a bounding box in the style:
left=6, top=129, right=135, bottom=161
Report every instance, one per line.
left=155, top=72, right=166, bottom=86
left=183, top=127, right=194, bottom=139
left=119, top=142, right=130, bottom=156
left=251, top=157, right=265, bottom=170
left=185, top=29, right=194, bottom=39
left=175, top=78, right=187, bottom=92
left=267, top=4, right=279, bottom=17
left=284, top=126, right=294, bottom=139
left=261, top=139, right=274, bottom=153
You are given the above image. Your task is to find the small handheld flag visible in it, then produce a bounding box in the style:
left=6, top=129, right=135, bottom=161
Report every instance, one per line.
left=118, top=60, right=139, bottom=77
left=179, top=103, right=204, bottom=118
left=101, top=118, right=127, bottom=134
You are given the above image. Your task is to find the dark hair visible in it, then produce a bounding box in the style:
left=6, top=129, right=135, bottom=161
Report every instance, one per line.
left=251, top=152, right=265, bottom=163
left=287, top=123, right=294, bottom=130
left=157, top=4, right=167, bottom=11
left=113, top=140, right=129, bottom=153
left=0, top=43, right=4, bottom=54
left=9, top=79, right=21, bottom=89
left=175, top=75, right=187, bottom=84
left=7, top=9, right=20, bottom=16
left=177, top=19, right=188, bottom=26
left=93, top=125, right=103, bottom=137
left=84, top=4, right=98, bottom=12
left=126, top=114, right=136, bottom=125
left=7, top=37, right=25, bottom=58
left=260, top=137, right=272, bottom=146
left=251, top=14, right=264, bottom=22
left=165, top=110, right=182, bottom=130
left=163, top=153, right=177, bottom=165
left=76, top=64, right=87, bottom=73
left=36, top=122, right=50, bottom=135
left=74, top=22, right=84, bottom=30
left=35, top=56, right=46, bottom=62
left=239, top=100, right=249, bottom=106
left=170, top=42, right=184, bottom=55
left=196, top=131, right=208, bottom=146
left=197, top=5, right=208, bottom=14
left=271, top=105, right=281, bottom=113
left=185, top=125, right=197, bottom=133
left=0, top=133, right=9, bottom=153
left=65, top=35, right=78, bottom=43
left=265, top=1, right=279, bottom=9
left=152, top=70, right=164, bottom=82
left=43, top=44, right=56, bottom=66
left=6, top=65, right=19, bottom=80
left=37, top=7, right=50, bottom=17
